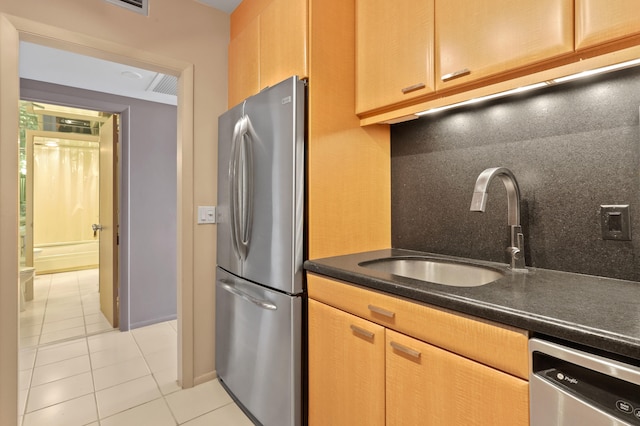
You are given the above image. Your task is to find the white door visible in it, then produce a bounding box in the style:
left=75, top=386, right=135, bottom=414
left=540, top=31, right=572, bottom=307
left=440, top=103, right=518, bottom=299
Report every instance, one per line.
left=98, top=115, right=119, bottom=327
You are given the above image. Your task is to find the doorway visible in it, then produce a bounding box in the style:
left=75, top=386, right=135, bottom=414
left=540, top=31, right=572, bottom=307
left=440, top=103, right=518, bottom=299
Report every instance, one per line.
left=0, top=15, right=200, bottom=425
left=19, top=101, right=119, bottom=348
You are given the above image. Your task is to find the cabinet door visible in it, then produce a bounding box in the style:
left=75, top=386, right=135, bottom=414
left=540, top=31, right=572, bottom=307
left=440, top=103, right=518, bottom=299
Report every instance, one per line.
left=436, top=0, right=573, bottom=90
left=576, top=0, right=640, bottom=50
left=308, top=299, right=385, bottom=426
left=260, top=0, right=308, bottom=90
left=386, top=329, right=529, bottom=426
left=356, top=0, right=435, bottom=114
left=228, top=16, right=260, bottom=107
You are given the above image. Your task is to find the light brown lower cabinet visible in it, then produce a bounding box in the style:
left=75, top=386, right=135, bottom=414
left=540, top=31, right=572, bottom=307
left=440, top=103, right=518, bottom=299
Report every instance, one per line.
left=308, top=299, right=385, bottom=425
left=308, top=280, right=529, bottom=425
left=385, top=329, right=529, bottom=426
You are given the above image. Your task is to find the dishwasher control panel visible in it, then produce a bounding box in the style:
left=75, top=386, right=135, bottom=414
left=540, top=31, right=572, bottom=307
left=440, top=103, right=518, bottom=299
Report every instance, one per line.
left=530, top=339, right=640, bottom=426
left=535, top=357, right=640, bottom=425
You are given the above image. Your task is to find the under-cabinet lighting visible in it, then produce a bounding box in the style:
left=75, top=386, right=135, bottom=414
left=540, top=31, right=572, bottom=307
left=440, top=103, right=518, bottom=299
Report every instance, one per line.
left=416, top=82, right=548, bottom=116
left=414, top=58, right=640, bottom=118
left=553, top=58, right=640, bottom=83
left=44, top=140, right=59, bottom=147
left=416, top=59, right=640, bottom=116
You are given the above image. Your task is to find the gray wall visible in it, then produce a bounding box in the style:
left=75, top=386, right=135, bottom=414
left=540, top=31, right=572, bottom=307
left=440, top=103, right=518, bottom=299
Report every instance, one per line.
left=21, top=78, right=178, bottom=329
left=391, top=66, right=640, bottom=282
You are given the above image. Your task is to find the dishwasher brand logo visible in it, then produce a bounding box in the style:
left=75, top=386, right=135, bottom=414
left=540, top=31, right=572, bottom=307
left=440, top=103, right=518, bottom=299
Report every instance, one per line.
left=556, top=372, right=578, bottom=385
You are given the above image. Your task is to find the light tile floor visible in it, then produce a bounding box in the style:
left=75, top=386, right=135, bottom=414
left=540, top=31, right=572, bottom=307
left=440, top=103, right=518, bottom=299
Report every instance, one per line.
left=18, top=270, right=255, bottom=426
left=20, top=269, right=113, bottom=349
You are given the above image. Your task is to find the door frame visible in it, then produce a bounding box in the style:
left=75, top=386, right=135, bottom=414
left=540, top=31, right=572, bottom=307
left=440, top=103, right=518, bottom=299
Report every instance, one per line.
left=0, top=14, right=196, bottom=426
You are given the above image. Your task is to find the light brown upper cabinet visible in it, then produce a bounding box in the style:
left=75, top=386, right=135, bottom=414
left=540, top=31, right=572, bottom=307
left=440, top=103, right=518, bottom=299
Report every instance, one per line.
left=576, top=0, right=640, bottom=50
left=229, top=16, right=260, bottom=108
left=228, top=0, right=308, bottom=107
left=260, top=0, right=308, bottom=89
left=436, top=0, right=574, bottom=90
left=356, top=0, right=435, bottom=114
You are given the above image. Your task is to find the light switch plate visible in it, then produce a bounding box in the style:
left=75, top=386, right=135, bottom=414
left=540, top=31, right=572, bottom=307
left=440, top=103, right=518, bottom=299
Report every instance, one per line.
left=600, top=205, right=631, bottom=241
left=197, top=206, right=216, bottom=224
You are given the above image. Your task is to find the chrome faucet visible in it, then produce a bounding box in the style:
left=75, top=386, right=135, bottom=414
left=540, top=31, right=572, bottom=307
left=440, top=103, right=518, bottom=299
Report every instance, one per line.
left=470, top=167, right=527, bottom=271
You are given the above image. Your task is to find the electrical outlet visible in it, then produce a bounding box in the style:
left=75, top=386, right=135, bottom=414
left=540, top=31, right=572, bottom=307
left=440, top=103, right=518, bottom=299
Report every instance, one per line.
left=600, top=205, right=631, bottom=241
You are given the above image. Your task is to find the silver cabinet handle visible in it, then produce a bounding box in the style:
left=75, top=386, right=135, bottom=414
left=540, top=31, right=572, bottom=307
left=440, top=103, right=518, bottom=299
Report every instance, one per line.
left=390, top=341, right=421, bottom=359
left=368, top=304, right=395, bottom=318
left=219, top=280, right=277, bottom=311
left=350, top=324, right=374, bottom=339
left=441, top=68, right=470, bottom=82
left=401, top=83, right=426, bottom=94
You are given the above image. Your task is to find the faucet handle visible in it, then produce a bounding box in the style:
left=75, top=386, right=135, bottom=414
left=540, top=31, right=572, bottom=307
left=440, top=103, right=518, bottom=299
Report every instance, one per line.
left=508, top=246, right=521, bottom=259
left=508, top=226, right=527, bottom=271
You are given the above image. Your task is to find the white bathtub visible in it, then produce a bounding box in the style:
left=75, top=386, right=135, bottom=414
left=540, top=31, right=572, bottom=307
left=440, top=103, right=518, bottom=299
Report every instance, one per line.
left=34, top=240, right=99, bottom=274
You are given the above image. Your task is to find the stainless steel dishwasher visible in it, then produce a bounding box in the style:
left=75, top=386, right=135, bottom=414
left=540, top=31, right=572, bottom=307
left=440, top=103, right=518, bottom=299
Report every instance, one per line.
left=530, top=338, right=640, bottom=425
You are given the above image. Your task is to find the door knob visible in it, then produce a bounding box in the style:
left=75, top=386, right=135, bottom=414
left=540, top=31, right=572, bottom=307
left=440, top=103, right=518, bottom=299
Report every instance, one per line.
left=92, top=223, right=103, bottom=237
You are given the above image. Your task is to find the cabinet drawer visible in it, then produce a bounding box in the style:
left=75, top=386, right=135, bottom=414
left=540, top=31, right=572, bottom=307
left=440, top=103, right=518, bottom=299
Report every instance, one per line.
left=308, top=273, right=529, bottom=379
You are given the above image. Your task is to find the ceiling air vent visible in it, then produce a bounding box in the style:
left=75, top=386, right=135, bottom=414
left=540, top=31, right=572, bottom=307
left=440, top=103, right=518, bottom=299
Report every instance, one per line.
left=104, top=0, right=148, bottom=16
left=147, top=73, right=178, bottom=97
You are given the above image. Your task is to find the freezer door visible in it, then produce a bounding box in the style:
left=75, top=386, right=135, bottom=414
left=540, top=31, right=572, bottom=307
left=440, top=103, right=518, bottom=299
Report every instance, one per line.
left=215, top=267, right=303, bottom=426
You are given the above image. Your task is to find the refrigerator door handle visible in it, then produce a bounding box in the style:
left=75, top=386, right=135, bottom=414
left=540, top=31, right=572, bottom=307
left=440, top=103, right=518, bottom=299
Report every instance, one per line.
left=229, top=115, right=256, bottom=261
left=219, top=280, right=277, bottom=311
left=229, top=118, right=241, bottom=259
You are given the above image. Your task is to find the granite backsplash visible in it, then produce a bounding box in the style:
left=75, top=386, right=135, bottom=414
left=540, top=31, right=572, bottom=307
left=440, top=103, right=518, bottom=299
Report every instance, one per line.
left=391, top=66, right=640, bottom=282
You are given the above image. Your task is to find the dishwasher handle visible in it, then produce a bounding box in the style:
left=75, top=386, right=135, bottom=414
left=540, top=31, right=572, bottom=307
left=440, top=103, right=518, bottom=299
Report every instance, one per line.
left=530, top=338, right=640, bottom=386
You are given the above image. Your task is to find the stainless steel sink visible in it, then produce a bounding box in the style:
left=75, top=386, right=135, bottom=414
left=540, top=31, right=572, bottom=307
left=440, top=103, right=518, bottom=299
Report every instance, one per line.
left=358, top=256, right=504, bottom=287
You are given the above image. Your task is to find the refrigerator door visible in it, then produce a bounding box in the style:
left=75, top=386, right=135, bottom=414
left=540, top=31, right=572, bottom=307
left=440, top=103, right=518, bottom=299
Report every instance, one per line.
left=215, top=267, right=302, bottom=426
left=217, top=76, right=305, bottom=295
left=216, top=102, right=244, bottom=277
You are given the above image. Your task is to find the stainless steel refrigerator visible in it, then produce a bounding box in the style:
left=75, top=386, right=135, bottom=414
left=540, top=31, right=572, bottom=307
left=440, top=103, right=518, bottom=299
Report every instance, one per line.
left=215, top=76, right=306, bottom=426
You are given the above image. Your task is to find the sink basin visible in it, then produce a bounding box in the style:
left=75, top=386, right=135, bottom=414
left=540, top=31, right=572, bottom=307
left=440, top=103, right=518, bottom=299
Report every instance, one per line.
left=358, top=256, right=504, bottom=287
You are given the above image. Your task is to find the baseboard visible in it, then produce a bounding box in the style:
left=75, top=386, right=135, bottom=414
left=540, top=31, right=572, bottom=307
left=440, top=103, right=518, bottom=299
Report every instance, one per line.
left=193, top=371, right=216, bottom=387
left=129, top=314, right=177, bottom=330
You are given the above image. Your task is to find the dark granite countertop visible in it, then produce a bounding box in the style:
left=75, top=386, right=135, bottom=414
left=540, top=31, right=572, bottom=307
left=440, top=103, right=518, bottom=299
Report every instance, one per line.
left=304, top=248, right=640, bottom=361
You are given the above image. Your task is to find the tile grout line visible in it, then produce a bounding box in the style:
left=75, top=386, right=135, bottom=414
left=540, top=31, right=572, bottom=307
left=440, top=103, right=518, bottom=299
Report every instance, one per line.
left=131, top=325, right=182, bottom=425
left=19, top=270, right=53, bottom=423
left=85, top=334, right=102, bottom=426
